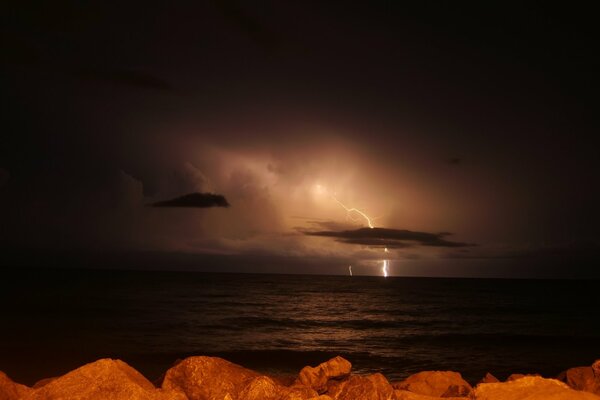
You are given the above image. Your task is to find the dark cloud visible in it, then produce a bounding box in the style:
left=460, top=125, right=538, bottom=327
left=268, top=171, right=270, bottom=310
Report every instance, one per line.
left=0, top=168, right=9, bottom=187
left=74, top=68, right=174, bottom=92
left=215, top=0, right=282, bottom=52
left=446, top=157, right=462, bottom=165
left=151, top=192, right=230, bottom=208
left=303, top=227, right=473, bottom=248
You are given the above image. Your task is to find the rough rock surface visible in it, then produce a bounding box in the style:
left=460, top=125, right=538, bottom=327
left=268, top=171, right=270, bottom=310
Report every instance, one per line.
left=394, top=390, right=469, bottom=400
left=478, top=373, right=499, bottom=384
left=474, top=376, right=600, bottom=400
left=327, top=373, right=395, bottom=400
left=566, top=366, right=600, bottom=395
left=282, top=384, right=320, bottom=400
left=393, top=371, right=471, bottom=397
left=238, top=375, right=280, bottom=400
left=162, top=356, right=259, bottom=400
left=0, top=371, right=33, bottom=400
left=23, top=359, right=185, bottom=400
left=506, top=373, right=539, bottom=381
left=297, top=356, right=352, bottom=394
left=593, top=360, right=600, bottom=377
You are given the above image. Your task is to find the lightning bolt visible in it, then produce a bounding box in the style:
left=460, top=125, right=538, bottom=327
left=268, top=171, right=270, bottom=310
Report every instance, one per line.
left=382, top=247, right=389, bottom=277
left=315, top=184, right=389, bottom=277
left=331, top=194, right=375, bottom=228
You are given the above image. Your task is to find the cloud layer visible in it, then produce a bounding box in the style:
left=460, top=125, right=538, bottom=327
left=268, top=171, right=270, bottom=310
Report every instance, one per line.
left=303, top=227, right=473, bottom=249
left=151, top=192, right=230, bottom=208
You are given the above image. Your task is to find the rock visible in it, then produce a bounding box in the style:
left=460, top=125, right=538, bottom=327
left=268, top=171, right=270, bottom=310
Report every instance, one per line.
left=162, top=356, right=259, bottom=400
left=238, top=375, right=280, bottom=400
left=24, top=358, right=185, bottom=400
left=565, top=366, right=600, bottom=395
left=0, top=371, right=33, bottom=400
left=478, top=373, right=499, bottom=384
left=32, top=378, right=56, bottom=389
left=327, top=373, right=395, bottom=400
left=297, top=356, right=352, bottom=394
left=474, top=376, right=600, bottom=400
left=282, top=384, right=320, bottom=400
left=392, top=371, right=472, bottom=397
left=506, top=373, right=540, bottom=381
left=394, top=390, right=469, bottom=400
left=593, top=360, right=600, bottom=377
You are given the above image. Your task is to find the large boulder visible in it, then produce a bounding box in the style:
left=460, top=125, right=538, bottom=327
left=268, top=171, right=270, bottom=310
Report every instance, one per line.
left=474, top=376, right=600, bottom=400
left=162, top=356, right=259, bottom=400
left=392, top=371, right=471, bottom=397
left=24, top=359, right=185, bottom=400
left=297, top=356, right=352, bottom=394
left=0, top=371, right=33, bottom=400
left=565, top=366, right=600, bottom=395
left=326, top=373, right=395, bottom=400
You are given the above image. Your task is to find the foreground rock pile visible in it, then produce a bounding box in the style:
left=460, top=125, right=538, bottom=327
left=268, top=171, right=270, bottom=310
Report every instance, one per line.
left=1, top=356, right=600, bottom=400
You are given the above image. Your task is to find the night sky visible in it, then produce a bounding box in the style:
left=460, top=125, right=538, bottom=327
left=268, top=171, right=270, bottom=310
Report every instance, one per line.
left=2, top=2, right=599, bottom=277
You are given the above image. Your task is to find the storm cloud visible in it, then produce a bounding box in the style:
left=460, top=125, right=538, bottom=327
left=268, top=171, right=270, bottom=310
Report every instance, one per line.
left=303, top=227, right=474, bottom=249
left=151, top=192, right=230, bottom=208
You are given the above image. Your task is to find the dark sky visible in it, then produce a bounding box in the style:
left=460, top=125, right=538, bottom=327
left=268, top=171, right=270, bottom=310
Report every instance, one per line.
left=1, top=2, right=599, bottom=277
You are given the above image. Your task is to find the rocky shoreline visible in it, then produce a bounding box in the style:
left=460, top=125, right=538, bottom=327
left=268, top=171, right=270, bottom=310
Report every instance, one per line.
left=1, top=355, right=599, bottom=399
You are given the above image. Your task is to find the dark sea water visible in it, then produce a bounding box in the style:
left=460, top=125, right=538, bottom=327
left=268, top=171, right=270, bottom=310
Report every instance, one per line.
left=1, top=268, right=599, bottom=386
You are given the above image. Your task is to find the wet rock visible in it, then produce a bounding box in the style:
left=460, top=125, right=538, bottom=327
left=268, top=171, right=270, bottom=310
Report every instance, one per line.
left=297, top=356, right=352, bottom=394
left=565, top=366, right=600, bottom=395
left=0, top=371, right=33, bottom=400
left=474, top=376, right=600, bottom=400
left=24, top=359, right=185, bottom=400
left=392, top=371, right=471, bottom=397
left=478, top=373, right=499, bottom=384
left=327, top=373, right=395, bottom=400
left=162, top=356, right=259, bottom=400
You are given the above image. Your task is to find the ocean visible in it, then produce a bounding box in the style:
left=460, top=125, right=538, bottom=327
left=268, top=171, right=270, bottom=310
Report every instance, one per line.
left=1, top=268, right=599, bottom=386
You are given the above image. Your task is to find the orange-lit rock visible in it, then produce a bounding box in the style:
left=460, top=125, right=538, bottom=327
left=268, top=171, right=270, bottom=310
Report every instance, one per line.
left=478, top=372, right=499, bottom=384
left=506, top=373, right=539, bottom=381
left=593, top=360, right=600, bottom=377
left=24, top=359, right=185, bottom=400
left=474, top=376, right=600, bottom=400
left=238, top=375, right=280, bottom=400
left=565, top=366, right=600, bottom=395
left=394, top=390, right=468, bottom=399
left=326, top=373, right=395, bottom=400
left=0, top=371, right=33, bottom=400
left=392, top=371, right=471, bottom=397
left=297, top=356, right=352, bottom=394
left=32, top=377, right=56, bottom=389
left=281, top=383, right=319, bottom=400
left=162, top=356, right=259, bottom=400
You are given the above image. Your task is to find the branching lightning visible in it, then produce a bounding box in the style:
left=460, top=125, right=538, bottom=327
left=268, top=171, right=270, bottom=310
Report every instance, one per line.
left=315, top=184, right=390, bottom=277
left=331, top=194, right=375, bottom=229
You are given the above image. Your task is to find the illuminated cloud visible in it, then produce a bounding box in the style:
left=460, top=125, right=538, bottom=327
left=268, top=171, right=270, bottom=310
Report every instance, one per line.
left=303, top=227, right=474, bottom=249
left=151, top=192, right=230, bottom=208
